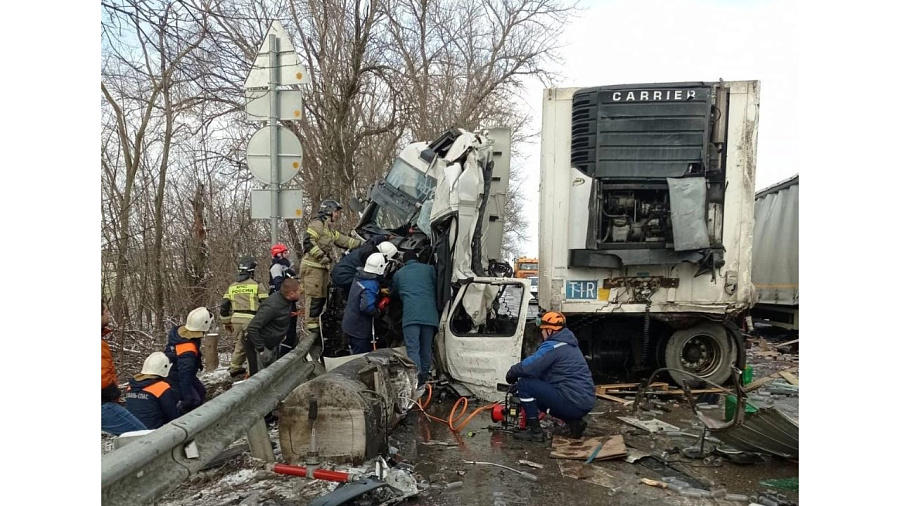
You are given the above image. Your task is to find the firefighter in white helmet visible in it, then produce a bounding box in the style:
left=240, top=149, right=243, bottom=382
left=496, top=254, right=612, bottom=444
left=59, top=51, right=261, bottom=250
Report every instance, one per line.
left=125, top=352, right=180, bottom=429
left=163, top=307, right=213, bottom=413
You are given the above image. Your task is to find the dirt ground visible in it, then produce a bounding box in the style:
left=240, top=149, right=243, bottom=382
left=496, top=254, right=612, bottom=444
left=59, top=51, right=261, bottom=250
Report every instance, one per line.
left=105, top=329, right=799, bottom=506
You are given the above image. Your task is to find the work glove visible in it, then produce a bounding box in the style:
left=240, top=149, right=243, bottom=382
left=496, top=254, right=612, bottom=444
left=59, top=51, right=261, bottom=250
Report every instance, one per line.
left=224, top=324, right=234, bottom=334
left=505, top=370, right=517, bottom=385
left=377, top=296, right=390, bottom=312
left=257, top=347, right=277, bottom=368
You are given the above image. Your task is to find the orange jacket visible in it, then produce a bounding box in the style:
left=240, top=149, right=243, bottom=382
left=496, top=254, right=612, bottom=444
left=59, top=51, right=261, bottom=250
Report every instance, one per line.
left=102, top=328, right=121, bottom=403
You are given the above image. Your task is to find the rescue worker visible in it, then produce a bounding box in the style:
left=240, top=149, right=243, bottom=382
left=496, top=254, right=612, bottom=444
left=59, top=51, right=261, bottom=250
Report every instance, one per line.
left=164, top=307, right=213, bottom=413
left=300, top=199, right=362, bottom=360
left=269, top=244, right=298, bottom=358
left=246, top=277, right=302, bottom=375
left=331, top=236, right=397, bottom=296
left=221, top=256, right=269, bottom=378
left=101, top=302, right=148, bottom=435
left=391, top=250, right=440, bottom=387
left=342, top=253, right=387, bottom=354
left=125, top=352, right=180, bottom=429
left=505, top=312, right=596, bottom=442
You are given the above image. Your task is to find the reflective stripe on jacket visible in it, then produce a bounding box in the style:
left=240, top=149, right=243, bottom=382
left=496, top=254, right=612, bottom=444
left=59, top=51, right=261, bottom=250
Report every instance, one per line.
left=125, top=376, right=181, bottom=429
left=301, top=217, right=361, bottom=269
left=221, top=280, right=268, bottom=323
left=164, top=326, right=203, bottom=403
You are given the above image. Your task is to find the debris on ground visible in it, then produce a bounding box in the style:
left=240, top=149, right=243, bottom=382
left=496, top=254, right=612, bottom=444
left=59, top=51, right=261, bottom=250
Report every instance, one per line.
left=617, top=416, right=681, bottom=433
left=517, top=459, right=544, bottom=469
left=759, top=476, right=799, bottom=492
left=463, top=460, right=538, bottom=482
left=135, top=333, right=800, bottom=505
left=550, top=434, right=627, bottom=461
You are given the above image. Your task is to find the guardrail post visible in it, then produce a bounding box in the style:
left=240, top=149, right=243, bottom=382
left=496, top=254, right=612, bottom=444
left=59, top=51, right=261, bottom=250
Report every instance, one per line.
left=248, top=418, right=276, bottom=461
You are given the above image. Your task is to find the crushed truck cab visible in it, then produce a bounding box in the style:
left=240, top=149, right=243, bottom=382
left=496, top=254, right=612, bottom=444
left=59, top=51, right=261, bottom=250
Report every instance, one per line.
left=341, top=127, right=527, bottom=401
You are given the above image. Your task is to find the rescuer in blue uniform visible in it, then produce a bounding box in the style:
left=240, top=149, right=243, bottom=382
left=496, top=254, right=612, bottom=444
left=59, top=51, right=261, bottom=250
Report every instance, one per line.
left=125, top=352, right=181, bottom=429
left=505, top=312, right=596, bottom=441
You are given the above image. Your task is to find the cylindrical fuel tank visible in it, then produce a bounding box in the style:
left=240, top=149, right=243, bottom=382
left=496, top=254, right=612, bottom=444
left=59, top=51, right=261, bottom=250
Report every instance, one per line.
left=279, top=349, right=418, bottom=465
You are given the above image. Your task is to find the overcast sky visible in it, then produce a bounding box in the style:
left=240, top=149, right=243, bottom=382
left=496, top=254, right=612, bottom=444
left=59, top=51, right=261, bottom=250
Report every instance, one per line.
left=514, top=0, right=798, bottom=257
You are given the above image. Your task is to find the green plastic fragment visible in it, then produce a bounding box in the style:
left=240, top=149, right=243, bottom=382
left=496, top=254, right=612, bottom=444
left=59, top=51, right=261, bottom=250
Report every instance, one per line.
left=759, top=477, right=799, bottom=492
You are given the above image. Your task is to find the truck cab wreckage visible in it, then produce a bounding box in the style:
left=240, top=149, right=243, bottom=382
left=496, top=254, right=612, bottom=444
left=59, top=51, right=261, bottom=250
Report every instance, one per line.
left=319, top=80, right=760, bottom=402
left=320, top=126, right=529, bottom=403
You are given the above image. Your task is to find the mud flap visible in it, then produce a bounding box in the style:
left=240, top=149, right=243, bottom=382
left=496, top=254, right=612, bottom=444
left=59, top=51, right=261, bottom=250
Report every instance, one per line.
left=723, top=320, right=746, bottom=373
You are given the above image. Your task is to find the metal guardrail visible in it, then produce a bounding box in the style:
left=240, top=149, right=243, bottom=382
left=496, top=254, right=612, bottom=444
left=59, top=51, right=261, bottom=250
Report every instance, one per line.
left=101, top=337, right=316, bottom=505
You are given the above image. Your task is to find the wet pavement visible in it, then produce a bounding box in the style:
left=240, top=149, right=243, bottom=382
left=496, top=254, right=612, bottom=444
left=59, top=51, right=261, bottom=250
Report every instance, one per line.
left=141, top=335, right=799, bottom=505
left=386, top=384, right=799, bottom=506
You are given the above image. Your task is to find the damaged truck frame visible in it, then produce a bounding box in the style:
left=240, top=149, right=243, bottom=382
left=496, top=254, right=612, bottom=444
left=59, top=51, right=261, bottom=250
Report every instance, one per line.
left=334, top=79, right=760, bottom=400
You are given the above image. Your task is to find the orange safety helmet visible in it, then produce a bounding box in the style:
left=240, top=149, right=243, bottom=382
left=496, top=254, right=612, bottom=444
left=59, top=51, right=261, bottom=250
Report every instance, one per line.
left=538, top=311, right=566, bottom=331
left=271, top=243, right=288, bottom=257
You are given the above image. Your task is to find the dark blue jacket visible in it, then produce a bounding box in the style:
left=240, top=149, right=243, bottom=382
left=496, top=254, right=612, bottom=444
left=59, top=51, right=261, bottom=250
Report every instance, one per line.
left=506, top=328, right=596, bottom=412
left=391, top=260, right=439, bottom=328
left=342, top=269, right=381, bottom=340
left=331, top=235, right=388, bottom=293
left=125, top=375, right=181, bottom=429
left=163, top=326, right=203, bottom=406
left=332, top=244, right=377, bottom=293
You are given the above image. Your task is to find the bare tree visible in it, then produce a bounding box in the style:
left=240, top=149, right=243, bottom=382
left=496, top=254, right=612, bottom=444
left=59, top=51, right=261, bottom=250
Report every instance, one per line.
left=99, top=0, right=577, bottom=377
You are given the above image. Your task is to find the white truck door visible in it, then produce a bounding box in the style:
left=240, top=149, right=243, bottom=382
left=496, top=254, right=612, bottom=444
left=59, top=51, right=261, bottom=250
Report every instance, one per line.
left=441, top=277, right=531, bottom=402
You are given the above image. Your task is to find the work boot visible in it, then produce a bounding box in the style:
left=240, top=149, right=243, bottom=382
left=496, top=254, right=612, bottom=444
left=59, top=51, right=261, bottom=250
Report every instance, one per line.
left=550, top=418, right=588, bottom=438
left=514, top=418, right=546, bottom=442
left=229, top=367, right=246, bottom=379
left=567, top=418, right=588, bottom=439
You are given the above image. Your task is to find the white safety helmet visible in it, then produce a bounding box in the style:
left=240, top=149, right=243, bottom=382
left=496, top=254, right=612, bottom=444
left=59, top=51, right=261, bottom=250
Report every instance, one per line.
left=377, top=241, right=398, bottom=260
left=141, top=352, right=172, bottom=377
left=185, top=307, right=213, bottom=333
left=363, top=252, right=387, bottom=275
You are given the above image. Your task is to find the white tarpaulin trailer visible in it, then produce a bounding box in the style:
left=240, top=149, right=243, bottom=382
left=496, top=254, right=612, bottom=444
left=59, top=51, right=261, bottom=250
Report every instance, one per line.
left=750, top=174, right=799, bottom=329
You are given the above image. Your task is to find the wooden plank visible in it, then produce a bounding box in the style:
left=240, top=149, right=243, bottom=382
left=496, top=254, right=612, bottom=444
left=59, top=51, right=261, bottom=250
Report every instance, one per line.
left=551, top=434, right=627, bottom=461
left=596, top=382, right=669, bottom=397
left=779, top=371, right=800, bottom=386
left=597, top=393, right=633, bottom=405
left=774, top=339, right=799, bottom=349
left=745, top=367, right=798, bottom=392
left=641, top=388, right=725, bottom=396
left=598, top=382, right=641, bottom=391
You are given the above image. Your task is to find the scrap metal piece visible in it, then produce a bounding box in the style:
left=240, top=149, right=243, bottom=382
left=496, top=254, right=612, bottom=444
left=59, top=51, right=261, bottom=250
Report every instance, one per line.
left=617, top=416, right=680, bottom=433
left=696, top=407, right=799, bottom=458
left=308, top=478, right=391, bottom=506
left=695, top=368, right=799, bottom=459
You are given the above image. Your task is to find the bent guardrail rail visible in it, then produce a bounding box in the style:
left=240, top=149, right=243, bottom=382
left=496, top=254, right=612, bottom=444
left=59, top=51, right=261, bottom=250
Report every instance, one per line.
left=101, top=337, right=316, bottom=505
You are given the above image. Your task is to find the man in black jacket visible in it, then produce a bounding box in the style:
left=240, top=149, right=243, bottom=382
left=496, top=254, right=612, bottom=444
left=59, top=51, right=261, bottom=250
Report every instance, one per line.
left=246, top=278, right=302, bottom=375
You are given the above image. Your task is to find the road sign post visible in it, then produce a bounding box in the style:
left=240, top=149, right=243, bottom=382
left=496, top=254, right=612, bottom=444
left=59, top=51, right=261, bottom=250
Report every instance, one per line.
left=244, top=21, right=310, bottom=248
left=268, top=33, right=279, bottom=246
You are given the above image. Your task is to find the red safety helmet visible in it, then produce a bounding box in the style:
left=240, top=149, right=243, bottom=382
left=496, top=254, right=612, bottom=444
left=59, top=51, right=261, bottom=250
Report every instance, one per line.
left=271, top=243, right=288, bottom=257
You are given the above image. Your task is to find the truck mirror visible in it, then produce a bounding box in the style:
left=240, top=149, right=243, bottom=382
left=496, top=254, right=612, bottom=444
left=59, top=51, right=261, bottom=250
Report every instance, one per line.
left=348, top=197, right=365, bottom=213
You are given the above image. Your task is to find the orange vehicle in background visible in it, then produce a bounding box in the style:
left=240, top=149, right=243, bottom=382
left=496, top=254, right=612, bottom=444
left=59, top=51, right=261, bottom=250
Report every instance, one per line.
left=513, top=257, right=538, bottom=278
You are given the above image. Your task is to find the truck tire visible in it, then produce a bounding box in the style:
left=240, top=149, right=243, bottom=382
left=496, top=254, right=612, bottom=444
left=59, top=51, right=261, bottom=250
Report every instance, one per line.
left=664, top=322, right=736, bottom=387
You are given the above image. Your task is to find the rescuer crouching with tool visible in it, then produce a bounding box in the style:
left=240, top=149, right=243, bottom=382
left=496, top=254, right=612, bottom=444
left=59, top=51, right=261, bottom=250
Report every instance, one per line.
left=505, top=311, right=596, bottom=442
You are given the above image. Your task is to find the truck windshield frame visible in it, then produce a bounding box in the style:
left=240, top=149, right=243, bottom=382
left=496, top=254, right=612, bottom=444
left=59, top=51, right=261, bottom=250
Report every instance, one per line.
left=385, top=158, right=436, bottom=202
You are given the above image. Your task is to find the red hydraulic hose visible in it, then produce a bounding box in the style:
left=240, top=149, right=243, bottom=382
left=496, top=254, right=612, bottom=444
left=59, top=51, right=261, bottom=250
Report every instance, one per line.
left=272, top=463, right=352, bottom=483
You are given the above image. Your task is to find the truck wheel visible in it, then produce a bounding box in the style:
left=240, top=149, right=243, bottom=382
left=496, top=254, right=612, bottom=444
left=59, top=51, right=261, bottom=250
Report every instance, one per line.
left=664, top=322, right=736, bottom=387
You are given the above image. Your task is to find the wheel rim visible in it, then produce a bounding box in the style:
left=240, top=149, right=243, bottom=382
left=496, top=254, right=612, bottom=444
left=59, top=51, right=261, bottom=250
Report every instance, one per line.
left=679, top=333, right=723, bottom=377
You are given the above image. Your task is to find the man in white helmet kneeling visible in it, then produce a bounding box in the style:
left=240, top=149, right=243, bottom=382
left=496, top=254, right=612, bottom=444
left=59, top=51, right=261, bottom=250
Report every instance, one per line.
left=125, top=352, right=181, bottom=429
